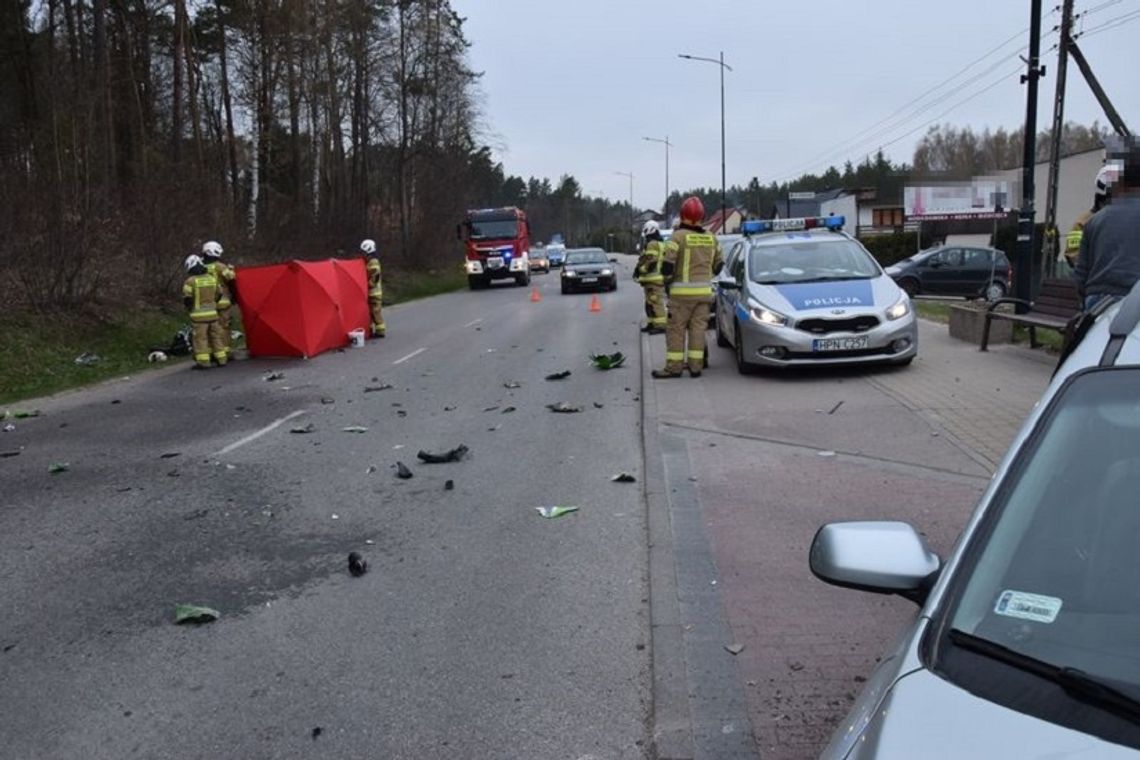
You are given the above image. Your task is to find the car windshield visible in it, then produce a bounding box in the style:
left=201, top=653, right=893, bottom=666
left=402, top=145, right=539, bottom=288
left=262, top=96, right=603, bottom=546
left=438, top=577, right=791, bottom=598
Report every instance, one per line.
left=748, top=239, right=880, bottom=284
left=938, top=368, right=1140, bottom=695
left=467, top=219, right=518, bottom=240
left=566, top=251, right=608, bottom=265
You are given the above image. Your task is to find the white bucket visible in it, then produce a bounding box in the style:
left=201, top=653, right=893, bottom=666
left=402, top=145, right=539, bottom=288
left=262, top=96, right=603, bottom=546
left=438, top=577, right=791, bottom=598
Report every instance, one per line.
left=348, top=328, right=366, bottom=348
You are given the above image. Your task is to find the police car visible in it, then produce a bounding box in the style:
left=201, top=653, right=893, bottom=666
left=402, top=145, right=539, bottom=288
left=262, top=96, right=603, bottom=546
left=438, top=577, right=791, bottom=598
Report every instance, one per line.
left=714, top=216, right=917, bottom=371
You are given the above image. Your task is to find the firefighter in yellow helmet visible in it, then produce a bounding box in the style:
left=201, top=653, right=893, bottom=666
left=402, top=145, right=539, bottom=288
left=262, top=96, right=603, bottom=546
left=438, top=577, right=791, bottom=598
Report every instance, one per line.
left=201, top=241, right=236, bottom=363
left=181, top=254, right=226, bottom=369
left=362, top=239, right=385, bottom=338
left=635, top=220, right=667, bottom=334
left=653, top=196, right=724, bottom=378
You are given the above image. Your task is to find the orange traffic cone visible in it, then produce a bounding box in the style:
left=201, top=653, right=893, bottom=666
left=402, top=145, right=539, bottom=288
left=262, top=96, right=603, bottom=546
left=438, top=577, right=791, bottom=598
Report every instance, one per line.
left=589, top=294, right=602, bottom=313
left=530, top=287, right=542, bottom=303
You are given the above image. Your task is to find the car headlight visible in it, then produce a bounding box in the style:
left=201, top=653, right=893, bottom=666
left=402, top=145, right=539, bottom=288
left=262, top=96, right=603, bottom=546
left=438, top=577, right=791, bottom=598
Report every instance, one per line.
left=601, top=268, right=613, bottom=276
left=748, top=302, right=788, bottom=327
left=886, top=297, right=910, bottom=321
left=564, top=270, right=578, bottom=277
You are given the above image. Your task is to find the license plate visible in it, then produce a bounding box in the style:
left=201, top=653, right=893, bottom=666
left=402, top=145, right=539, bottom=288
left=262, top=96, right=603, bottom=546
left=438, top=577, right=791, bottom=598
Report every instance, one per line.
left=812, top=336, right=869, bottom=352
left=581, top=277, right=598, bottom=283
left=487, top=257, right=504, bottom=269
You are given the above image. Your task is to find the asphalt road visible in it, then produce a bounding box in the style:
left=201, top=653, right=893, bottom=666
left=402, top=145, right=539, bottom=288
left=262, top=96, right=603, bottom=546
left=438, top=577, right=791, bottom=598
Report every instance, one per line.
left=0, top=258, right=653, bottom=759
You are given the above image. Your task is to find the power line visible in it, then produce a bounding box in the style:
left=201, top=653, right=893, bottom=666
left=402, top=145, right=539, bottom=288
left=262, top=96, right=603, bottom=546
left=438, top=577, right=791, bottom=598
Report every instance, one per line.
left=1075, top=6, right=1140, bottom=36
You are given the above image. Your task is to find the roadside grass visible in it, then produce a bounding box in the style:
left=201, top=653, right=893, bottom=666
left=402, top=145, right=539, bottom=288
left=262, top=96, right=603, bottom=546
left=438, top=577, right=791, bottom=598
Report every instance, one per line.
left=0, top=308, right=189, bottom=406
left=913, top=300, right=953, bottom=324
left=913, top=299, right=1063, bottom=351
left=1, top=266, right=470, bottom=406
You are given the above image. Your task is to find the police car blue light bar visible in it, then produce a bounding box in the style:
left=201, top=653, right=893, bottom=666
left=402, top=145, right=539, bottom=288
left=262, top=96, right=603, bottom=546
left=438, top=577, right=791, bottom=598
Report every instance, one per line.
left=741, top=216, right=845, bottom=234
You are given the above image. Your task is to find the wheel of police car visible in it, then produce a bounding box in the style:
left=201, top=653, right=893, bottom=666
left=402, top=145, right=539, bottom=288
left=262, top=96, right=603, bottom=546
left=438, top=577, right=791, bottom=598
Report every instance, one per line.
left=716, top=314, right=731, bottom=348
left=734, top=323, right=759, bottom=375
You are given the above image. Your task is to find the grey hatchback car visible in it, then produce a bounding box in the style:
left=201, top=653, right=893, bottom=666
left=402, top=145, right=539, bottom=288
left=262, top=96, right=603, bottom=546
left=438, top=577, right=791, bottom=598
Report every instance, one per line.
left=811, top=282, right=1140, bottom=758
left=885, top=245, right=1012, bottom=301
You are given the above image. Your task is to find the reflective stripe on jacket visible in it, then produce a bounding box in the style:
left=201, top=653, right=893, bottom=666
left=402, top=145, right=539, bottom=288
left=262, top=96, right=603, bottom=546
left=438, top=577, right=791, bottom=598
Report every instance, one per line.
left=206, top=261, right=236, bottom=308
left=367, top=256, right=383, bottom=299
left=636, top=240, right=666, bottom=285
left=183, top=274, right=219, bottom=322
left=664, top=228, right=723, bottom=298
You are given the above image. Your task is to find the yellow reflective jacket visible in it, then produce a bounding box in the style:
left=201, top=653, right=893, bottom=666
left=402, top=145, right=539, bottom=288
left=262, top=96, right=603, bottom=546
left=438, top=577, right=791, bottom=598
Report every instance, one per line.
left=206, top=261, right=236, bottom=308
left=636, top=240, right=666, bottom=285
left=183, top=273, right=219, bottom=323
left=366, top=256, right=382, bottom=299
left=1065, top=210, right=1094, bottom=262
left=663, top=226, right=723, bottom=299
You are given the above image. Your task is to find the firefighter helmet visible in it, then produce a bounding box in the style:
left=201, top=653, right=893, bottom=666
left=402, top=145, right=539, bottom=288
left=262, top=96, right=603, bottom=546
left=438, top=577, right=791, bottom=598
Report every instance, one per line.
left=680, top=196, right=705, bottom=225
left=201, top=241, right=224, bottom=259
left=641, top=220, right=660, bottom=237
left=184, top=254, right=204, bottom=271
left=360, top=239, right=377, bottom=255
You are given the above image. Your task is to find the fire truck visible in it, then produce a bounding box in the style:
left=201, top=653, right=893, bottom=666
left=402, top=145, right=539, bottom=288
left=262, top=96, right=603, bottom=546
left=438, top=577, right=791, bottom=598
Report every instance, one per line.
left=457, top=207, right=532, bottom=289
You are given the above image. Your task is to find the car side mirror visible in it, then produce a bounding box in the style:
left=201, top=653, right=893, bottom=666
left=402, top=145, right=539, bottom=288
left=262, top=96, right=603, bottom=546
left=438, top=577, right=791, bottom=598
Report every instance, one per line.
left=809, top=521, right=941, bottom=605
left=718, top=280, right=740, bottom=290
left=609, top=257, right=618, bottom=263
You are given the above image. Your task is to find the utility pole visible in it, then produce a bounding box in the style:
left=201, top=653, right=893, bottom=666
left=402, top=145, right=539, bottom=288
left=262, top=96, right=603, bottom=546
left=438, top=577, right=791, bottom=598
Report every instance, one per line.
left=615, top=171, right=634, bottom=251
left=678, top=52, right=732, bottom=228
left=1066, top=40, right=1132, bottom=137
left=1016, top=0, right=1045, bottom=312
left=642, top=135, right=673, bottom=221
left=1044, top=0, right=1074, bottom=278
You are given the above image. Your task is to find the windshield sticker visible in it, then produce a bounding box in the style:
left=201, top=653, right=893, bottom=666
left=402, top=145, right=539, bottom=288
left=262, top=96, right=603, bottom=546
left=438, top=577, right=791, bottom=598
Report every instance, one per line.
left=994, top=590, right=1062, bottom=624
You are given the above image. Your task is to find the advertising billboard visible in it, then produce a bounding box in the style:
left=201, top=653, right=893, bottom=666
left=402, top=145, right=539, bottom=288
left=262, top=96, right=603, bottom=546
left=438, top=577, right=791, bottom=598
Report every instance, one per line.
left=904, top=179, right=1015, bottom=221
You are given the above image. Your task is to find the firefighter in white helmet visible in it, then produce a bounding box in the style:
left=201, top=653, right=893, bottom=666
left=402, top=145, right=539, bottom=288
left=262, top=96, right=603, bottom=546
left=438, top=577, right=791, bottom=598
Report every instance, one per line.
left=181, top=254, right=225, bottom=369
left=361, top=239, right=385, bottom=337
left=634, top=220, right=667, bottom=334
left=201, top=241, right=236, bottom=363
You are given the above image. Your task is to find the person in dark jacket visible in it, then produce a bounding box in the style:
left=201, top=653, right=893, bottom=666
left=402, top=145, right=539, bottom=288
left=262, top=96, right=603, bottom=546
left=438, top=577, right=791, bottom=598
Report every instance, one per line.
left=1073, top=142, right=1140, bottom=311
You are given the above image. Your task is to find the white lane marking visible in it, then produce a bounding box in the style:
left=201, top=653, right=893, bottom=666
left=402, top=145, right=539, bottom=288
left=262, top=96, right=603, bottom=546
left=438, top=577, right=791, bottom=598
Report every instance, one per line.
left=393, top=347, right=427, bottom=365
left=214, top=409, right=307, bottom=456
left=463, top=318, right=484, bottom=328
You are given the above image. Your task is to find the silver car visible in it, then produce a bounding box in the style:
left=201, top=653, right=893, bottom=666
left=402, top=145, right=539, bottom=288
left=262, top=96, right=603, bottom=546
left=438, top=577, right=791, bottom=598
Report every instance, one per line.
left=714, top=223, right=917, bottom=372
left=812, top=284, right=1140, bottom=758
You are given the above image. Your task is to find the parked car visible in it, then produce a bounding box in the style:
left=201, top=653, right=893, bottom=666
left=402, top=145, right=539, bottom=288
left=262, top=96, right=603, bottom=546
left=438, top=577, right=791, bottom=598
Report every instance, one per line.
left=811, top=283, right=1140, bottom=758
left=885, top=246, right=1011, bottom=301
left=561, top=248, right=617, bottom=294
left=529, top=249, right=550, bottom=273
left=714, top=217, right=917, bottom=372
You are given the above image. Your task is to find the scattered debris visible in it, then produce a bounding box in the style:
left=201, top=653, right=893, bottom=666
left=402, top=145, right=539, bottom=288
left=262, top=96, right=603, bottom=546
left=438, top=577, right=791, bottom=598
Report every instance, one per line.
left=311, top=727, right=323, bottom=740
left=10, top=410, right=42, bottom=419
left=183, top=509, right=209, bottom=521
left=482, top=406, right=499, bottom=412
left=290, top=423, right=316, bottom=434
left=535, top=505, right=579, bottom=519
left=503, top=381, right=522, bottom=389
left=445, top=480, right=454, bottom=491
left=443, top=405, right=457, bottom=411
left=546, top=402, right=582, bottom=414
left=725, top=643, right=745, bottom=655
left=111, top=399, right=121, bottom=405
left=366, top=465, right=377, bottom=474
left=74, top=352, right=102, bottom=366
left=593, top=402, right=605, bottom=409
left=320, top=397, right=335, bottom=405
left=147, top=351, right=168, bottom=363
left=263, top=372, right=285, bottom=382
left=365, top=539, right=375, bottom=545
left=612, top=473, right=637, bottom=483
left=174, top=604, right=219, bottom=624
left=828, top=400, right=845, bottom=415
left=396, top=410, right=407, bottom=418
left=590, top=352, right=626, bottom=370
left=817, top=450, right=837, bottom=458
left=501, top=406, right=516, bottom=414
left=2, top=424, right=15, bottom=432
left=545, top=370, right=572, bottom=381
left=789, top=661, right=805, bottom=672
left=159, top=452, right=181, bottom=459
left=348, top=552, right=368, bottom=577
left=417, top=445, right=469, bottom=464
left=48, top=462, right=69, bottom=474
left=331, top=514, right=339, bottom=520
left=363, top=383, right=393, bottom=393
left=1, top=450, right=20, bottom=458
left=342, top=426, right=368, bottom=434
left=396, top=462, right=414, bottom=479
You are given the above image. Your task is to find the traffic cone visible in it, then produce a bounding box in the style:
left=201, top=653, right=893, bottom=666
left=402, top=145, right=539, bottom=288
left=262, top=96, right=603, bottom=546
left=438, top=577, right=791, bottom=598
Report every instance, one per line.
left=589, top=295, right=602, bottom=313
left=530, top=286, right=542, bottom=303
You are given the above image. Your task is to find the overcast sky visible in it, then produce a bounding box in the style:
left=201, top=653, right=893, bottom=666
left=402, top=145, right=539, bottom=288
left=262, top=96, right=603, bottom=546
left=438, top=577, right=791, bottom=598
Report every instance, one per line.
left=451, top=0, right=1139, bottom=211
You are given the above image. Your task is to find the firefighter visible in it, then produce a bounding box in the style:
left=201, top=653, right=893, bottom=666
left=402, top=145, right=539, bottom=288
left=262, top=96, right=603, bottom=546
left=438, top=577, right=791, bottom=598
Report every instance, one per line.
left=1061, top=165, right=1115, bottom=272
left=362, top=239, right=385, bottom=338
left=652, top=196, right=723, bottom=379
left=635, top=220, right=668, bottom=334
left=181, top=254, right=226, bottom=369
left=201, top=241, right=236, bottom=364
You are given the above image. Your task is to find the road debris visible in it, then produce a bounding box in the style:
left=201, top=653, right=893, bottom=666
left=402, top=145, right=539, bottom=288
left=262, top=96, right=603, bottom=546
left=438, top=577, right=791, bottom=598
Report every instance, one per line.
left=445, top=480, right=454, bottom=491
left=612, top=473, right=637, bottom=483
left=159, top=452, right=181, bottom=459
left=263, top=372, right=285, bottom=382
left=502, top=406, right=516, bottom=413
left=74, top=352, right=102, bottom=366
left=593, top=402, right=604, bottom=409
left=503, top=381, right=522, bottom=389
left=3, top=424, right=15, bottom=432
left=535, top=505, right=579, bottom=519
left=482, top=406, right=499, bottom=412
left=148, top=351, right=168, bottom=363
left=348, top=552, right=368, bottom=577
left=363, top=383, right=393, bottom=392
left=546, top=402, right=582, bottom=414
left=828, top=400, right=845, bottom=415
left=320, top=397, right=335, bottom=405
left=8, top=410, right=42, bottom=419
left=396, top=462, right=414, bottom=479
left=174, top=604, right=219, bottom=624
left=417, top=445, right=469, bottom=464
left=342, top=426, right=368, bottom=433
left=48, top=462, right=69, bottom=474
left=545, top=370, right=572, bottom=381
left=290, top=423, right=316, bottom=434
left=311, top=727, right=323, bottom=740
left=589, top=352, right=625, bottom=370
left=817, top=450, right=837, bottom=458
left=725, top=643, right=745, bottom=655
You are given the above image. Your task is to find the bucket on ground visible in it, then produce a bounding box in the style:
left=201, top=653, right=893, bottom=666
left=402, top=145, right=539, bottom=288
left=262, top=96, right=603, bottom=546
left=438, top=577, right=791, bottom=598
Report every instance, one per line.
left=348, top=328, right=366, bottom=348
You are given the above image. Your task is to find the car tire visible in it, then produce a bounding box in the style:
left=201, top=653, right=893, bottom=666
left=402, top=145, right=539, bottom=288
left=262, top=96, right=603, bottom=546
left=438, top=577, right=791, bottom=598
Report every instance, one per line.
left=468, top=275, right=484, bottom=291
left=984, top=281, right=1006, bottom=302
left=561, top=281, right=570, bottom=295
left=899, top=278, right=919, bottom=298
left=716, top=315, right=731, bottom=348
left=734, top=323, right=759, bottom=375
left=610, top=280, right=618, bottom=292
left=516, top=272, right=530, bottom=287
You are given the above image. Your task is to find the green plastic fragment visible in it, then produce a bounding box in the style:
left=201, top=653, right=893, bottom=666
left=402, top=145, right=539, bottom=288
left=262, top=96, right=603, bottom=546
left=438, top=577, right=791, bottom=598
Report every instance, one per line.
left=48, top=462, right=69, bottom=474
left=174, top=604, right=220, bottom=624
left=535, top=505, right=579, bottom=519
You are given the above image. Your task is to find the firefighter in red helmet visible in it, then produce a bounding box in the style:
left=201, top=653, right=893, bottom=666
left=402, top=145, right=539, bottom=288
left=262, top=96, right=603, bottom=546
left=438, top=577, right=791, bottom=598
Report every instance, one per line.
left=653, top=196, right=723, bottom=378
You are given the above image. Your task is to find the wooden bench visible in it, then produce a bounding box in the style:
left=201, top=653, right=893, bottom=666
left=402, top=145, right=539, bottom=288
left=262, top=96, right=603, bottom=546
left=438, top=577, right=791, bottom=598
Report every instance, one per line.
left=980, top=278, right=1083, bottom=351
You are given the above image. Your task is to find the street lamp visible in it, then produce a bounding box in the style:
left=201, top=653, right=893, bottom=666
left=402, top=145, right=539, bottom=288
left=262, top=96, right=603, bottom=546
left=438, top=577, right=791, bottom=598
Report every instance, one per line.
left=678, top=52, right=732, bottom=230
left=642, top=135, right=673, bottom=222
left=614, top=170, right=634, bottom=251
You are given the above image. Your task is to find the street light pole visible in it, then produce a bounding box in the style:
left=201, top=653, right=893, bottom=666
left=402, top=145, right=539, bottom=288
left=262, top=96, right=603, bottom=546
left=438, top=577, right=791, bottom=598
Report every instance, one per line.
left=614, top=171, right=634, bottom=251
left=642, top=135, right=673, bottom=221
left=679, top=52, right=732, bottom=229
